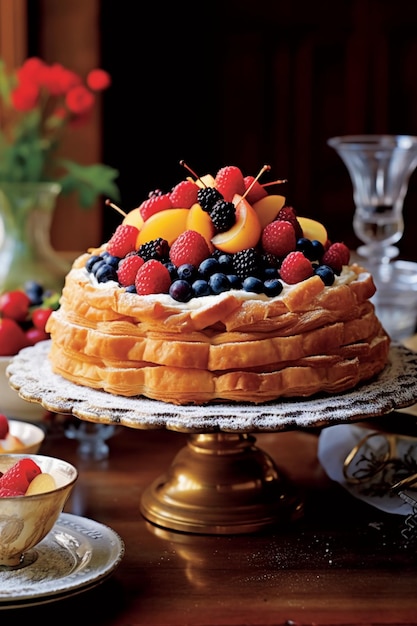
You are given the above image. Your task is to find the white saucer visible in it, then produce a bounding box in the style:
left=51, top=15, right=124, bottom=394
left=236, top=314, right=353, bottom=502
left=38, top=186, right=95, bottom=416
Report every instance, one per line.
left=0, top=513, right=124, bottom=609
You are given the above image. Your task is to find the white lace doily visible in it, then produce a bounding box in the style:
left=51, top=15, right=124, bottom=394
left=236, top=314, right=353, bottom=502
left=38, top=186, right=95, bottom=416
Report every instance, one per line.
left=6, top=341, right=417, bottom=433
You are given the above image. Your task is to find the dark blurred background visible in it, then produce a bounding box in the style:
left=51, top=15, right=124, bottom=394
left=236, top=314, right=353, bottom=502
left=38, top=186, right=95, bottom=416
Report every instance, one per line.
left=22, top=0, right=417, bottom=258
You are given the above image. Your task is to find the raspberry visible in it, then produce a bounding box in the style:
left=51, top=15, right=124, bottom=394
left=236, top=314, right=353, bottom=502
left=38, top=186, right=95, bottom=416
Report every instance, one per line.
left=134, top=259, right=172, bottom=295
left=243, top=175, right=268, bottom=204
left=169, top=230, right=211, bottom=268
left=169, top=180, right=199, bottom=208
left=214, top=166, right=246, bottom=202
left=0, top=414, right=9, bottom=439
left=139, top=192, right=173, bottom=221
left=279, top=251, right=314, bottom=284
left=107, top=224, right=139, bottom=257
left=321, top=242, right=350, bottom=274
left=261, top=220, right=296, bottom=258
left=117, top=254, right=144, bottom=287
left=0, top=458, right=41, bottom=493
left=277, top=206, right=303, bottom=239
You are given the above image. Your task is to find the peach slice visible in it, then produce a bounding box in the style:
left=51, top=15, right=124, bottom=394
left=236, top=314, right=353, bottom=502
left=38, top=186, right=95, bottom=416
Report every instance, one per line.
left=297, top=217, right=328, bottom=245
left=26, top=472, right=57, bottom=495
left=137, top=208, right=189, bottom=246
left=252, top=194, right=286, bottom=229
left=187, top=174, right=215, bottom=189
left=186, top=203, right=215, bottom=251
left=122, top=207, right=144, bottom=231
left=211, top=194, right=262, bottom=253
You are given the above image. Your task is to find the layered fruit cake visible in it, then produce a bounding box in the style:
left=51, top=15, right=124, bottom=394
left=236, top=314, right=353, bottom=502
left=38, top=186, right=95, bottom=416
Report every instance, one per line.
left=46, top=163, right=390, bottom=405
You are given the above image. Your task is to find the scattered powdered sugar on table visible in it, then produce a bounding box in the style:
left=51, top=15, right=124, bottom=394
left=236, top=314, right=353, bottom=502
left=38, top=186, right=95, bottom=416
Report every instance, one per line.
left=6, top=341, right=417, bottom=434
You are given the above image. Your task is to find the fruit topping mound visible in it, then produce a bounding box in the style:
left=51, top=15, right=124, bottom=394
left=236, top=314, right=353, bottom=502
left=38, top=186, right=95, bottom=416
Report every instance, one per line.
left=85, top=163, right=351, bottom=302
left=0, top=282, right=60, bottom=356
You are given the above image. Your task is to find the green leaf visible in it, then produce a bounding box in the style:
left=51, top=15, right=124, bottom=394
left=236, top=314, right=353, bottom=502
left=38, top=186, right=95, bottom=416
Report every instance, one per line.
left=57, top=160, right=120, bottom=208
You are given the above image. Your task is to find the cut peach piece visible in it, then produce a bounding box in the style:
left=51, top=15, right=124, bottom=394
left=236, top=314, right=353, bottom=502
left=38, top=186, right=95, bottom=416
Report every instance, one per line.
left=297, top=217, right=328, bottom=245
left=122, top=207, right=144, bottom=231
left=26, top=472, right=57, bottom=495
left=137, top=208, right=189, bottom=246
left=211, top=194, right=262, bottom=253
left=186, top=203, right=215, bottom=251
left=187, top=174, right=215, bottom=189
left=253, top=194, right=286, bottom=229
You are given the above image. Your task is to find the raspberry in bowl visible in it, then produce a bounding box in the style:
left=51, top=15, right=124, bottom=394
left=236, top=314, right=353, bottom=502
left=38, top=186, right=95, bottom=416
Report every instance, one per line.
left=0, top=453, right=78, bottom=567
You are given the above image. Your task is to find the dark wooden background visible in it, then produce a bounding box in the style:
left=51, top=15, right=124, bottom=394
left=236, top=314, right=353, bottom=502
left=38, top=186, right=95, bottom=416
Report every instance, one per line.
left=29, top=0, right=417, bottom=259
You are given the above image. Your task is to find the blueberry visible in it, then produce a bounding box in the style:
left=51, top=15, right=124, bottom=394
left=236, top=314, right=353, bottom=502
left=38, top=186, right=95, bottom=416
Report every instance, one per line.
left=85, top=254, right=102, bottom=273
left=264, top=278, right=283, bottom=297
left=242, top=276, right=264, bottom=294
left=192, top=279, right=211, bottom=297
left=227, top=274, right=242, bottom=290
left=169, top=279, right=193, bottom=302
left=296, top=237, right=315, bottom=260
left=164, top=262, right=178, bottom=281
left=314, top=264, right=335, bottom=286
left=311, top=239, right=325, bottom=260
left=125, top=284, right=137, bottom=293
left=217, top=254, right=233, bottom=273
left=24, top=280, right=44, bottom=305
left=199, top=257, right=219, bottom=279
left=263, top=267, right=279, bottom=280
left=209, top=272, right=231, bottom=294
left=95, top=263, right=118, bottom=283
left=177, top=263, right=197, bottom=282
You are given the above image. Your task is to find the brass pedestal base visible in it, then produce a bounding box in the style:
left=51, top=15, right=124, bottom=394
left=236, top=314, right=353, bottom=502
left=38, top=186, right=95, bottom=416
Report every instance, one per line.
left=140, top=433, right=303, bottom=535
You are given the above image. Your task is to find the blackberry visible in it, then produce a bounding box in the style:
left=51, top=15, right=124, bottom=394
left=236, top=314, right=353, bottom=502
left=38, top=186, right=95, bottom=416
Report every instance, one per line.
left=138, top=238, right=170, bottom=262
left=232, top=248, right=261, bottom=280
left=210, top=200, right=236, bottom=233
left=197, top=187, right=223, bottom=213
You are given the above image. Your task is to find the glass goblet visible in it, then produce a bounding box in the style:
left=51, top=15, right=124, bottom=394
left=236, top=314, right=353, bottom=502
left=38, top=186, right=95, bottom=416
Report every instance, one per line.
left=327, top=135, right=417, bottom=265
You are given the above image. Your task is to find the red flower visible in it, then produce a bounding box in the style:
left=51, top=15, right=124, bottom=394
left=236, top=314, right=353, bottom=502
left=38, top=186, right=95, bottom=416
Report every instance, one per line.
left=43, top=63, right=81, bottom=96
left=11, top=81, right=39, bottom=111
left=87, top=68, right=111, bottom=91
left=65, top=84, right=94, bottom=115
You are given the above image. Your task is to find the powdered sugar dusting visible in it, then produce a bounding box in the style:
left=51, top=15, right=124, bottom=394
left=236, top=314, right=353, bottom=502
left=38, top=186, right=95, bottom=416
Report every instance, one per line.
left=7, top=341, right=417, bottom=434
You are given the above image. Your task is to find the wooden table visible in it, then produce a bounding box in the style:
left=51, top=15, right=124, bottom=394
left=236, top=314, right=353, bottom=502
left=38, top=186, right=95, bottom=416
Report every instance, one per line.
left=3, top=414, right=417, bottom=626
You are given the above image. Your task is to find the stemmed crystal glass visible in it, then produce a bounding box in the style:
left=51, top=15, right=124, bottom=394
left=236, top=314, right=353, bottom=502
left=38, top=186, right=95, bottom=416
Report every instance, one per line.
left=327, top=135, right=417, bottom=265
left=328, top=135, right=417, bottom=340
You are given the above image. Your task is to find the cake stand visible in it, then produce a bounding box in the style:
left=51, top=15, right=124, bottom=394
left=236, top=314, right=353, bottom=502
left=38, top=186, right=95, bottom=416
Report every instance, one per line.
left=7, top=341, right=417, bottom=535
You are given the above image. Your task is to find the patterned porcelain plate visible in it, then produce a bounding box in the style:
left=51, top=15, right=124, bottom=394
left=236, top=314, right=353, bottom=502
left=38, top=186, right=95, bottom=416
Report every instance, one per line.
left=0, top=513, right=124, bottom=609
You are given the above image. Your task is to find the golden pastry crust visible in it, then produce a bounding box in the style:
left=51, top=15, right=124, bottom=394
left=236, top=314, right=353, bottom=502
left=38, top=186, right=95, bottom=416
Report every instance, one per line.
left=46, top=255, right=390, bottom=405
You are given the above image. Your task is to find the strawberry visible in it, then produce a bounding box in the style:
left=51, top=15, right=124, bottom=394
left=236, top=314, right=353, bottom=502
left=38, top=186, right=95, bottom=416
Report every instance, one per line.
left=0, top=458, right=41, bottom=494
left=277, top=206, right=303, bottom=239
left=0, top=317, right=29, bottom=356
left=170, top=180, right=199, bottom=208
left=107, top=224, right=139, bottom=257
left=261, top=220, right=296, bottom=258
left=0, top=414, right=9, bottom=440
left=321, top=242, right=350, bottom=274
left=169, top=230, right=211, bottom=268
left=214, top=166, right=246, bottom=202
left=117, top=254, right=144, bottom=286
left=135, top=259, right=172, bottom=295
left=0, top=290, right=31, bottom=322
left=279, top=251, right=314, bottom=284
left=0, top=487, right=25, bottom=498
left=243, top=175, right=268, bottom=204
left=139, top=192, right=173, bottom=221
